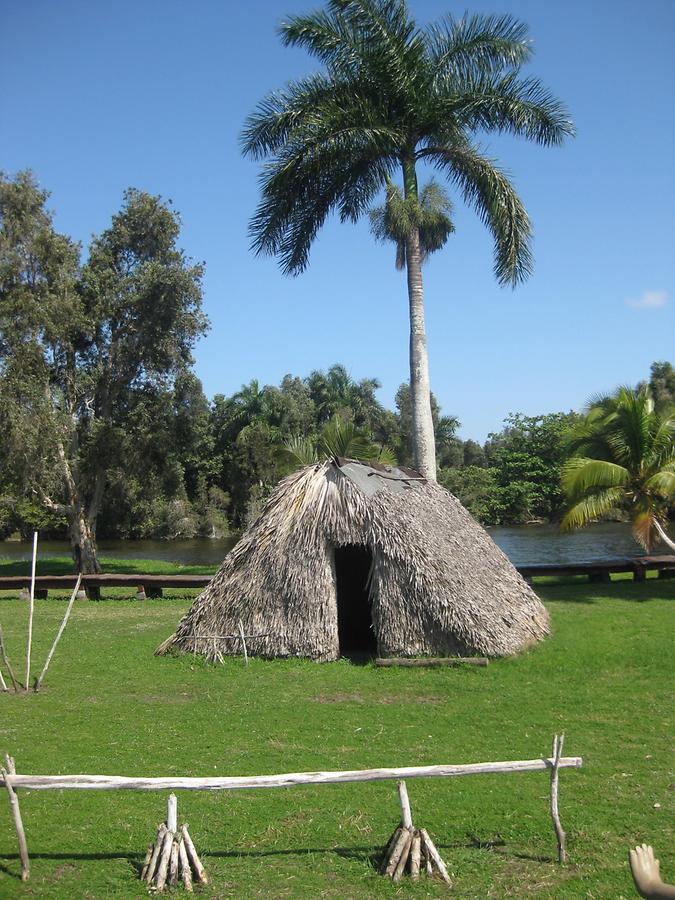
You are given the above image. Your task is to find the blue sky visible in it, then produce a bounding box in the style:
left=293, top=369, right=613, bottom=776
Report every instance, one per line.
left=1, top=0, right=673, bottom=441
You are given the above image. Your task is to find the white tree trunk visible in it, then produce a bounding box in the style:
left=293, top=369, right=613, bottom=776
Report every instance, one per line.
left=405, top=226, right=436, bottom=481
left=69, top=505, right=101, bottom=574
left=654, top=519, right=675, bottom=553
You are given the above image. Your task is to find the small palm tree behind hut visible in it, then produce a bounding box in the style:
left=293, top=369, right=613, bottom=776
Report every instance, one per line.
left=158, top=459, right=549, bottom=661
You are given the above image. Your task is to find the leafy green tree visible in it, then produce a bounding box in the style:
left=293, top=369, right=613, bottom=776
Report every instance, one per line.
left=561, top=387, right=675, bottom=551
left=485, top=412, right=578, bottom=523
left=0, top=173, right=207, bottom=571
left=242, top=1, right=573, bottom=480
left=462, top=439, right=487, bottom=468
left=306, top=363, right=383, bottom=429
left=647, top=361, right=675, bottom=413
left=438, top=465, right=502, bottom=524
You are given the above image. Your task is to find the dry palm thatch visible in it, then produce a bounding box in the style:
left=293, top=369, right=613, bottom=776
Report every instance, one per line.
left=158, top=461, right=549, bottom=660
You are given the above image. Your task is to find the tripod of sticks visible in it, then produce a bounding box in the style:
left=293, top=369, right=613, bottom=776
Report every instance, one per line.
left=141, top=794, right=207, bottom=892
left=379, top=780, right=451, bottom=883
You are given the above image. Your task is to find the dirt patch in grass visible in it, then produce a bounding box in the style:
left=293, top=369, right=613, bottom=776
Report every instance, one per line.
left=312, top=692, right=443, bottom=705
left=52, top=863, right=77, bottom=882
left=312, top=692, right=366, bottom=704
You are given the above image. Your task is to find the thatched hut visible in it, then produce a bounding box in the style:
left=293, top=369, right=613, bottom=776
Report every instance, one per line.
left=159, top=460, right=549, bottom=660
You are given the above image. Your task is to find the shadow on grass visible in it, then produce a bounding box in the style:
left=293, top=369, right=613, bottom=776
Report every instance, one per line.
left=0, top=833, right=557, bottom=880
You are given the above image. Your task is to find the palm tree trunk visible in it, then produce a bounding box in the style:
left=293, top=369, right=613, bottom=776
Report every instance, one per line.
left=402, top=158, right=436, bottom=480
left=654, top=518, right=675, bottom=553
left=405, top=224, right=436, bottom=480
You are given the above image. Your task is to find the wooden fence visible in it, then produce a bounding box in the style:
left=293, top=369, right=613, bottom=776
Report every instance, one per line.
left=2, top=737, right=581, bottom=884
left=1, top=556, right=673, bottom=599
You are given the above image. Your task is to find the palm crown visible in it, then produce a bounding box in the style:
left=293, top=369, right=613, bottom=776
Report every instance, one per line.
left=242, top=2, right=573, bottom=278
left=561, top=387, right=675, bottom=552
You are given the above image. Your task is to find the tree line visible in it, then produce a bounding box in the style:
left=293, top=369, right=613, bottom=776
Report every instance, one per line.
left=1, top=172, right=672, bottom=570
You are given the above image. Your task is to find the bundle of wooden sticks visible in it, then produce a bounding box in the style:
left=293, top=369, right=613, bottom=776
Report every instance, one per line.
left=379, top=781, right=451, bottom=883
left=141, top=794, right=207, bottom=892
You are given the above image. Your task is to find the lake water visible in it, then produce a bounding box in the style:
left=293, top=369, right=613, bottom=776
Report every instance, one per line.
left=0, top=522, right=651, bottom=568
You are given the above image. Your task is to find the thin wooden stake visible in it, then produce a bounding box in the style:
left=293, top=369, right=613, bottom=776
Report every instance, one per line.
left=25, top=531, right=38, bottom=692
left=155, top=828, right=174, bottom=891
left=0, top=624, right=19, bottom=691
left=139, top=842, right=153, bottom=881
left=34, top=574, right=82, bottom=691
left=384, top=827, right=410, bottom=877
left=397, top=780, right=413, bottom=828
left=145, top=823, right=166, bottom=884
left=420, top=828, right=451, bottom=884
left=410, top=831, right=421, bottom=880
left=169, top=839, right=179, bottom=886
left=166, top=793, right=177, bottom=832
left=0, top=662, right=7, bottom=692
left=379, top=826, right=401, bottom=874
left=238, top=619, right=248, bottom=665
left=2, top=755, right=29, bottom=881
left=181, top=824, right=208, bottom=884
left=178, top=836, right=193, bottom=892
left=392, top=828, right=414, bottom=882
left=550, top=733, right=568, bottom=863
left=423, top=840, right=433, bottom=876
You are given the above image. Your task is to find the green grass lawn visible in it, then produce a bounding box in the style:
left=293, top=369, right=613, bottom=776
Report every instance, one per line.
left=0, top=580, right=672, bottom=898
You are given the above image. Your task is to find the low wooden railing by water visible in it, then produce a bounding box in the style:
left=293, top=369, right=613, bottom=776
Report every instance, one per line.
left=0, top=556, right=672, bottom=598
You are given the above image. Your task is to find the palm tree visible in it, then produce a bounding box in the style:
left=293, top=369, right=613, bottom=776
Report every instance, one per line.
left=242, top=1, right=573, bottom=480
left=561, top=387, right=675, bottom=552
left=306, top=363, right=382, bottom=427
left=280, top=413, right=396, bottom=469
left=369, top=178, right=455, bottom=271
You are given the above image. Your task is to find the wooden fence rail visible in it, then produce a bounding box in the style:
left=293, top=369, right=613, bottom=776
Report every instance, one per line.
left=2, top=742, right=582, bottom=884
left=1, top=556, right=673, bottom=598
left=0, top=755, right=583, bottom=793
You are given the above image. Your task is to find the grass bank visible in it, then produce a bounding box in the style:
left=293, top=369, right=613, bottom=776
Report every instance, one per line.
left=0, top=581, right=672, bottom=898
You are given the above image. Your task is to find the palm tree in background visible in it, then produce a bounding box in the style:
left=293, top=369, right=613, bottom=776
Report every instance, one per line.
left=281, top=413, right=395, bottom=468
left=306, top=363, right=382, bottom=427
left=242, top=0, right=574, bottom=479
left=561, top=387, right=675, bottom=552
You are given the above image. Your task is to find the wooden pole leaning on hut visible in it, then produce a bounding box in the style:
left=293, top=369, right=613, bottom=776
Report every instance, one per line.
left=142, top=793, right=207, bottom=892
left=379, top=780, right=451, bottom=884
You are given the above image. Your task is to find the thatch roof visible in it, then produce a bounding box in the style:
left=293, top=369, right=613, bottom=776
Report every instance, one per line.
left=159, top=460, right=549, bottom=661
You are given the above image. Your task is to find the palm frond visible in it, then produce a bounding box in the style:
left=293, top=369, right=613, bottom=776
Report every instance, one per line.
left=645, top=469, right=675, bottom=501
left=560, top=488, right=625, bottom=532
left=279, top=436, right=319, bottom=468
left=369, top=177, right=454, bottom=268
left=561, top=457, right=629, bottom=497
left=426, top=13, right=532, bottom=77
left=631, top=508, right=655, bottom=552
left=649, top=416, right=675, bottom=469
left=280, top=8, right=366, bottom=77
left=242, top=74, right=347, bottom=160
left=441, top=72, right=574, bottom=146
left=422, top=144, right=532, bottom=285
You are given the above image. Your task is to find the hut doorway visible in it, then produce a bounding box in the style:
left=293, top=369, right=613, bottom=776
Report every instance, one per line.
left=334, top=544, right=377, bottom=657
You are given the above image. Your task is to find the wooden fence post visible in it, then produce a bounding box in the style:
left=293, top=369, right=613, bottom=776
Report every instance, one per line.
left=1, top=755, right=29, bottom=881
left=550, top=733, right=568, bottom=863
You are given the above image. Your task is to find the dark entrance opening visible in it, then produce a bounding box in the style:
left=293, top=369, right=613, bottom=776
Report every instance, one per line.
left=335, top=544, right=377, bottom=657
